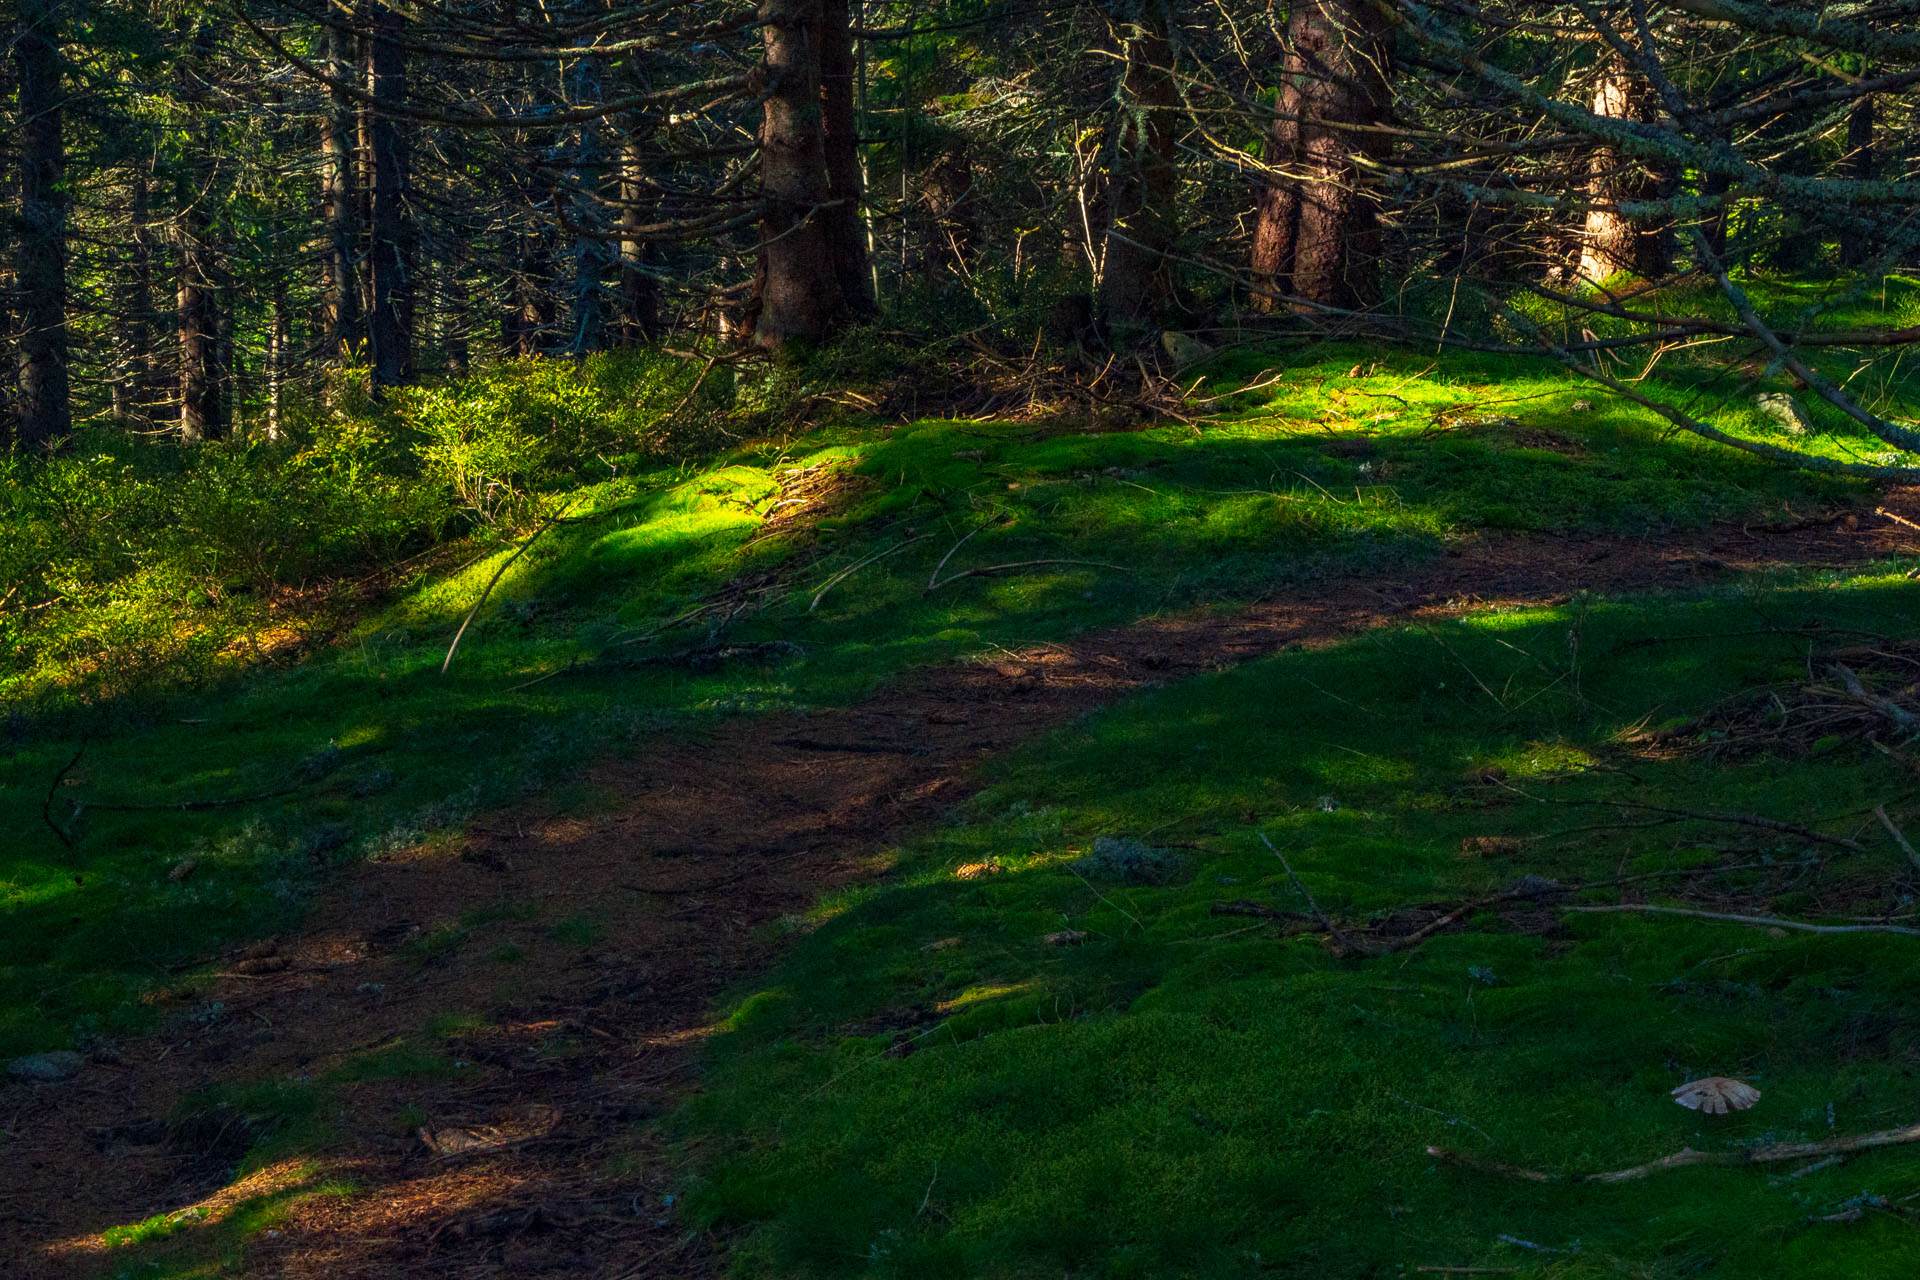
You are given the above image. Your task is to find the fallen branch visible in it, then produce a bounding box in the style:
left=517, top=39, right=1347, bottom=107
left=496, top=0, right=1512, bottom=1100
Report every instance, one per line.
left=1430, top=1120, right=1920, bottom=1184
left=926, top=558, right=1133, bottom=593
left=1259, top=831, right=1362, bottom=955
left=441, top=502, right=576, bottom=676
left=811, top=535, right=928, bottom=613
left=1563, top=903, right=1920, bottom=937
left=1500, top=789, right=1864, bottom=853
left=1834, top=663, right=1920, bottom=738
left=41, top=742, right=84, bottom=851
left=1877, top=805, right=1920, bottom=876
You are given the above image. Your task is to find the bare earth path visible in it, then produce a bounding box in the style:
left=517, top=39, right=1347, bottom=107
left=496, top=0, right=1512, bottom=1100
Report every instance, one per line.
left=5, top=506, right=1916, bottom=1279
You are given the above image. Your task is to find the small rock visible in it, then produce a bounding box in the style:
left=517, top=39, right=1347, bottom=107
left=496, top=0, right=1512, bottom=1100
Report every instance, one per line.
left=1070, top=836, right=1188, bottom=886
left=8, top=1050, right=84, bottom=1082
left=1756, top=392, right=1814, bottom=436
left=1160, top=330, right=1214, bottom=370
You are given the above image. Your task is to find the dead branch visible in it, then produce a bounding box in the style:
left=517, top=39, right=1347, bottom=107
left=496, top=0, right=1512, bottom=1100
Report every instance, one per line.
left=925, top=558, right=1133, bottom=594
left=442, top=502, right=576, bottom=676
left=1563, top=903, right=1920, bottom=937
left=40, top=742, right=83, bottom=851
left=1430, top=1120, right=1920, bottom=1184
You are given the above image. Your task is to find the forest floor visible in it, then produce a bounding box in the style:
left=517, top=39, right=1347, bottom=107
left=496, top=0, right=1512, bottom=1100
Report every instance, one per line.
left=9, top=347, right=1920, bottom=1279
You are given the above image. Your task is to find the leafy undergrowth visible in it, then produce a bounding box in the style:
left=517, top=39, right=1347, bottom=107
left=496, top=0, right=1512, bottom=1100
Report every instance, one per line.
left=683, top=583, right=1920, bottom=1279
left=0, top=347, right=1876, bottom=1059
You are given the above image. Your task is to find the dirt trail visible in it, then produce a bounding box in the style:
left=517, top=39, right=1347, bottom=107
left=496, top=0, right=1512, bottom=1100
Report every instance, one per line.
left=5, top=505, right=1916, bottom=1280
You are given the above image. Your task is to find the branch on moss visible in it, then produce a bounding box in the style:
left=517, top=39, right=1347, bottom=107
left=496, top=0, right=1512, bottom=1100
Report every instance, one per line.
left=1430, top=1120, right=1920, bottom=1184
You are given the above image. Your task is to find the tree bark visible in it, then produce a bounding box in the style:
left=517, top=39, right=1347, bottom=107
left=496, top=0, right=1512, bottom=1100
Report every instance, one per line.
left=818, top=0, right=873, bottom=317
left=176, top=226, right=223, bottom=442
left=367, top=2, right=414, bottom=386
left=1250, top=0, right=1390, bottom=313
left=14, top=0, right=70, bottom=449
left=320, top=4, right=362, bottom=362
left=566, top=32, right=609, bottom=354
left=1578, top=56, right=1671, bottom=283
left=176, top=22, right=224, bottom=442
left=616, top=133, right=663, bottom=343
left=1097, top=1, right=1178, bottom=328
left=113, top=170, right=157, bottom=428
left=1840, top=91, right=1877, bottom=270
left=754, top=0, right=844, bottom=349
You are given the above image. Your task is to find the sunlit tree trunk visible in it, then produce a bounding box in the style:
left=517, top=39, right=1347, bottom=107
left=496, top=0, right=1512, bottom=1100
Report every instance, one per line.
left=1097, top=0, right=1178, bottom=329
left=14, top=0, right=70, bottom=449
left=1251, top=0, right=1391, bottom=313
left=1578, top=55, right=1670, bottom=283
left=754, top=0, right=843, bottom=348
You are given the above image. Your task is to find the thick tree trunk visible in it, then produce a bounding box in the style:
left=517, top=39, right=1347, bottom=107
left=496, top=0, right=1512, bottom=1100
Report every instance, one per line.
left=1097, top=1, right=1178, bottom=328
left=1578, top=56, right=1671, bottom=283
left=14, top=0, right=69, bottom=449
left=566, top=36, right=609, bottom=354
left=754, top=0, right=844, bottom=349
left=176, top=226, right=222, bottom=442
left=505, top=232, right=557, bottom=357
left=818, top=0, right=873, bottom=317
left=320, top=5, right=362, bottom=361
left=1251, top=0, right=1390, bottom=313
left=177, top=23, right=224, bottom=442
left=1840, top=93, right=1877, bottom=270
left=367, top=3, right=414, bottom=386
left=616, top=134, right=663, bottom=343
left=922, top=146, right=978, bottom=278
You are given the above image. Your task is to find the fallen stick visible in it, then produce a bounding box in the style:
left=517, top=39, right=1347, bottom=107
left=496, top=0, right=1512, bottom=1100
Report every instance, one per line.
left=1259, top=832, right=1362, bottom=954
left=442, top=502, right=576, bottom=675
left=926, top=558, right=1133, bottom=593
left=1877, top=805, right=1920, bottom=876
left=1563, top=903, right=1920, bottom=937
left=1430, top=1120, right=1920, bottom=1184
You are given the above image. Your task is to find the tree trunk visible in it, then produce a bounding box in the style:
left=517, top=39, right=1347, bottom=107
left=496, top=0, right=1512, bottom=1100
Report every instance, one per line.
left=14, top=0, right=69, bottom=449
left=616, top=133, right=663, bottom=344
left=1097, top=1, right=1178, bottom=329
left=320, top=4, right=362, bottom=362
left=1251, top=0, right=1391, bottom=313
left=1840, top=91, right=1877, bottom=270
left=265, top=280, right=287, bottom=441
left=923, top=146, right=978, bottom=279
left=177, top=224, right=222, bottom=441
left=113, top=171, right=156, bottom=428
left=566, top=33, right=609, bottom=354
left=176, top=22, right=224, bottom=442
left=818, top=0, right=873, bottom=317
left=754, top=0, right=844, bottom=349
left=367, top=3, right=414, bottom=386
left=1578, top=56, right=1671, bottom=283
